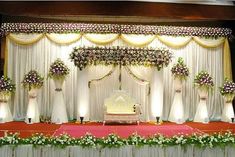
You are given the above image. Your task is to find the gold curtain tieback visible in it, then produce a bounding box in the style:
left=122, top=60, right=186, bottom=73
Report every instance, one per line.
left=0, top=100, right=8, bottom=103
left=175, top=90, right=181, bottom=93
left=29, top=96, right=37, bottom=99
left=200, top=97, right=207, bottom=100
left=55, top=88, right=62, bottom=92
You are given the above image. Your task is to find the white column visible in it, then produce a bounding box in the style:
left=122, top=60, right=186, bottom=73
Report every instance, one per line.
left=0, top=93, right=13, bottom=123
left=26, top=88, right=40, bottom=123
left=193, top=88, right=209, bottom=123
left=221, top=100, right=234, bottom=123
left=77, top=67, right=89, bottom=121
left=51, top=78, right=68, bottom=124
left=150, top=68, right=164, bottom=121
left=168, top=78, right=185, bottom=124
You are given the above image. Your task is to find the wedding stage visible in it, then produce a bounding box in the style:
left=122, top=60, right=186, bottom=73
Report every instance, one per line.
left=0, top=122, right=235, bottom=157
left=0, top=22, right=234, bottom=157
left=0, top=121, right=235, bottom=138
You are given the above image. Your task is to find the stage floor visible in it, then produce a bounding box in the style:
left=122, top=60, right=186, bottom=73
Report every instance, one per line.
left=0, top=121, right=234, bottom=138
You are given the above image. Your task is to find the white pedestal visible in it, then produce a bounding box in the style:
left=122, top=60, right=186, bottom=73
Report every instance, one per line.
left=168, top=78, right=185, bottom=124
left=193, top=88, right=209, bottom=123
left=26, top=88, right=40, bottom=123
left=150, top=69, right=163, bottom=121
left=0, top=93, right=13, bottom=123
left=221, top=101, right=234, bottom=123
left=51, top=78, right=68, bottom=124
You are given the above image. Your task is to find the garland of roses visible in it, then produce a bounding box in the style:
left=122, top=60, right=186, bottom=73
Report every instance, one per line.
left=70, top=47, right=172, bottom=70
left=1, top=131, right=235, bottom=149
left=0, top=23, right=232, bottom=38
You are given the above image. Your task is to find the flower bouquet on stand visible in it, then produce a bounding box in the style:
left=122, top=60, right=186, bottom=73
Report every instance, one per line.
left=22, top=70, right=43, bottom=124
left=48, top=58, right=69, bottom=124
left=220, top=78, right=235, bottom=123
left=168, top=57, right=189, bottom=124
left=193, top=71, right=214, bottom=123
left=0, top=76, right=15, bottom=123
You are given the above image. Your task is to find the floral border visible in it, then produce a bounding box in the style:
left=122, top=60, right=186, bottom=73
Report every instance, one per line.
left=1, top=131, right=235, bottom=148
left=70, top=47, right=172, bottom=70
left=0, top=23, right=232, bottom=38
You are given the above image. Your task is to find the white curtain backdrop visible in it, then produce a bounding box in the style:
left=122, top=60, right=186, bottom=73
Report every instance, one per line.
left=7, top=34, right=224, bottom=121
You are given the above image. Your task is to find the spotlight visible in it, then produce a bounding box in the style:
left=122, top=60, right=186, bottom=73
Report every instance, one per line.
left=156, top=116, right=160, bottom=125
left=28, top=118, right=32, bottom=124
left=231, top=117, right=234, bottom=123
left=80, top=116, right=84, bottom=124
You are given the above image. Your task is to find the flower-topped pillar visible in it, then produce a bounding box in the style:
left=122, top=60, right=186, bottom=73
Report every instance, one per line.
left=149, top=49, right=172, bottom=121
left=22, top=70, right=44, bottom=124
left=220, top=78, right=235, bottom=122
left=49, top=59, right=69, bottom=124
left=0, top=76, right=15, bottom=123
left=168, top=58, right=189, bottom=124
left=193, top=71, right=214, bottom=123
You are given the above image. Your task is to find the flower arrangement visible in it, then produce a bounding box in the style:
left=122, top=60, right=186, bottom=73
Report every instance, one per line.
left=219, top=78, right=235, bottom=102
left=171, top=57, right=189, bottom=80
left=48, top=58, right=70, bottom=80
left=0, top=23, right=232, bottom=38
left=77, top=133, right=97, bottom=148
left=70, top=47, right=172, bottom=70
left=126, top=133, right=147, bottom=146
left=0, top=76, right=16, bottom=96
left=194, top=71, right=214, bottom=90
left=1, top=131, right=235, bottom=148
left=100, top=134, right=125, bottom=148
left=22, top=70, right=44, bottom=90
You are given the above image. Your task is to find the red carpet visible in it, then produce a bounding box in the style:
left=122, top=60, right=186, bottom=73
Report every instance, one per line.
left=0, top=121, right=235, bottom=138
left=54, top=123, right=200, bottom=138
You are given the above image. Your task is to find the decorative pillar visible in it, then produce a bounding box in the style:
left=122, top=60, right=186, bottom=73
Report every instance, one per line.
left=26, top=88, right=40, bottom=123
left=51, top=78, right=68, bottom=124
left=193, top=88, right=209, bottom=123
left=0, top=92, right=13, bottom=123
left=150, top=68, right=164, bottom=121
left=77, top=68, right=89, bottom=121
left=221, top=99, right=234, bottom=123
left=168, top=78, right=185, bottom=124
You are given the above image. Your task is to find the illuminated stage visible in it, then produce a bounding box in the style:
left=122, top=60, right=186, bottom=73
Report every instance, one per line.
left=0, top=121, right=234, bottom=138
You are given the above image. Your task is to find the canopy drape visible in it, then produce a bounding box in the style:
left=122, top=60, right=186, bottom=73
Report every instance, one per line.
left=5, top=33, right=230, bottom=121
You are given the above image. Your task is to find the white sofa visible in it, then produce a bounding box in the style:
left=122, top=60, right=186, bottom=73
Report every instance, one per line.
left=103, top=90, right=141, bottom=125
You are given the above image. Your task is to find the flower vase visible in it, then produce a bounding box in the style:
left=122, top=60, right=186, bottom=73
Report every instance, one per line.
left=193, top=88, right=209, bottom=123
left=51, top=78, right=68, bottom=124
left=168, top=78, right=185, bottom=124
left=0, top=92, right=13, bottom=123
left=26, top=88, right=40, bottom=123
left=221, top=97, right=234, bottom=123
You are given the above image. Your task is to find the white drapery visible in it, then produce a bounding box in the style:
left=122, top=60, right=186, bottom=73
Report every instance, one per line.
left=6, top=33, right=226, bottom=121
left=0, top=145, right=234, bottom=157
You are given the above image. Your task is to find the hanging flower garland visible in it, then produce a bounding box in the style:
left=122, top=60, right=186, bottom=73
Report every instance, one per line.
left=171, top=57, right=189, bottom=80
left=48, top=58, right=70, bottom=80
left=22, top=70, right=44, bottom=90
left=1, top=131, right=235, bottom=149
left=0, top=76, right=16, bottom=97
left=194, top=71, right=214, bottom=90
left=70, top=47, right=172, bottom=70
left=0, top=23, right=232, bottom=38
left=219, top=78, right=235, bottom=103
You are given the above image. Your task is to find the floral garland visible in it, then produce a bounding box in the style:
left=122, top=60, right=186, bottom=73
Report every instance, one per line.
left=70, top=47, right=172, bottom=70
left=1, top=131, right=235, bottom=149
left=171, top=57, right=189, bottom=80
left=0, top=23, right=232, bottom=38
left=0, top=76, right=16, bottom=96
left=48, top=58, right=70, bottom=80
left=22, top=70, right=44, bottom=90
left=194, top=71, right=214, bottom=90
left=219, top=78, right=235, bottom=103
